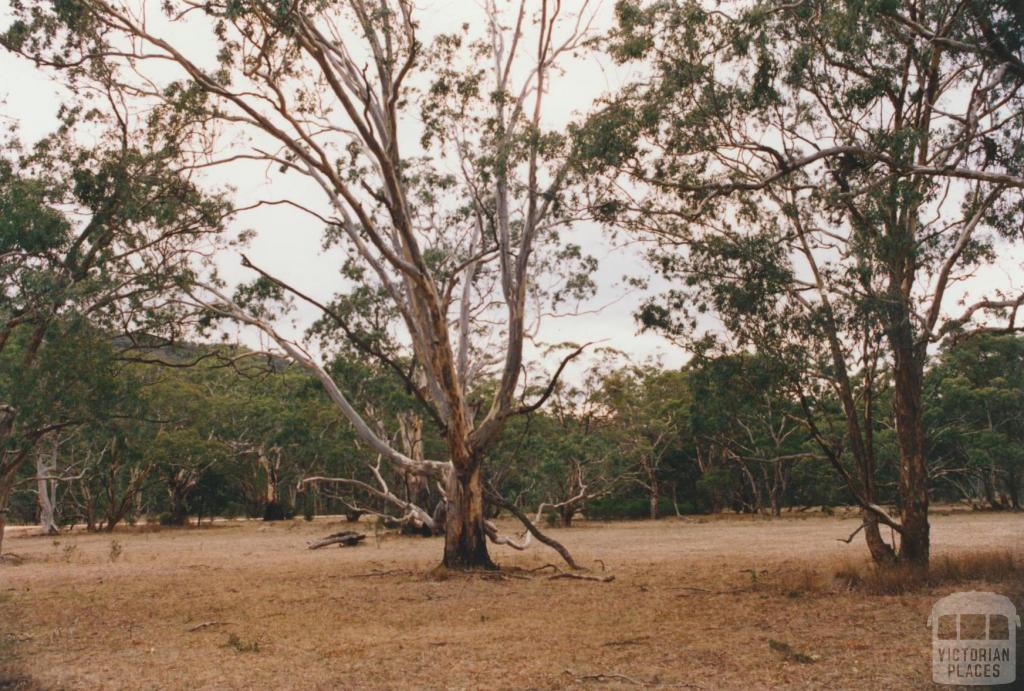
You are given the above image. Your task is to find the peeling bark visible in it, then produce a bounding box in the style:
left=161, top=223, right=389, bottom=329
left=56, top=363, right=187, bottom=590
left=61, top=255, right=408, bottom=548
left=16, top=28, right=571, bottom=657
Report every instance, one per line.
left=443, top=461, right=494, bottom=570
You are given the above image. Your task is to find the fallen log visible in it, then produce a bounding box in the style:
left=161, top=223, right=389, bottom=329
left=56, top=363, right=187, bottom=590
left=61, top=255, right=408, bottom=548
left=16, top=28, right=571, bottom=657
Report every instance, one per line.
left=308, top=531, right=366, bottom=549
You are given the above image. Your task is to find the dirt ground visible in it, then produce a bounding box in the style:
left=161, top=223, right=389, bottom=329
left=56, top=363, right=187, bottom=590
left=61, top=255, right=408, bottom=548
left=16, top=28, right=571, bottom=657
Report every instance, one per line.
left=1, top=511, right=1022, bottom=690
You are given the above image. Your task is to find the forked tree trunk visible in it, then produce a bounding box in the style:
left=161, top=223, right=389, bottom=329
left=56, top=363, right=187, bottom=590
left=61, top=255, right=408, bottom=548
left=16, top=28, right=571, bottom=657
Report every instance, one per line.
left=168, top=487, right=189, bottom=526
left=768, top=461, right=789, bottom=518
left=259, top=450, right=285, bottom=521
left=740, top=464, right=762, bottom=514
left=560, top=504, right=575, bottom=527
left=443, top=460, right=493, bottom=570
left=669, top=480, right=682, bottom=517
left=37, top=480, right=58, bottom=535
left=36, top=441, right=59, bottom=536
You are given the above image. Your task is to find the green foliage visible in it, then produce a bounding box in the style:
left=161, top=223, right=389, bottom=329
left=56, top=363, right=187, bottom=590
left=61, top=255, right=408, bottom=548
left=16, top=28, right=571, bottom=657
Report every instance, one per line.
left=2, top=0, right=1022, bottom=544
left=0, top=85, right=231, bottom=544
left=925, top=334, right=1024, bottom=508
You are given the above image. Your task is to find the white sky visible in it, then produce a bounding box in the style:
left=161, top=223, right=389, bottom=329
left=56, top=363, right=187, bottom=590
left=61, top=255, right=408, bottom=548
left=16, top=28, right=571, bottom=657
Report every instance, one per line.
left=0, top=1, right=689, bottom=381
left=0, top=1, right=1020, bottom=385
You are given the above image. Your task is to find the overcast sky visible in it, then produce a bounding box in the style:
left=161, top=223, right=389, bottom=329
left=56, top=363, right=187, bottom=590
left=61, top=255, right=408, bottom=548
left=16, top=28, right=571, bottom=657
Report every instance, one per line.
left=1, top=1, right=1020, bottom=383
left=0, top=1, right=693, bottom=381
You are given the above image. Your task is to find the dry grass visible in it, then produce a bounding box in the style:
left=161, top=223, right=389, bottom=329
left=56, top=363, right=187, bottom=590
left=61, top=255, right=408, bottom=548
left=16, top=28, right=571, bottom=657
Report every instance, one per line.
left=831, top=550, right=1021, bottom=596
left=1, top=511, right=1022, bottom=689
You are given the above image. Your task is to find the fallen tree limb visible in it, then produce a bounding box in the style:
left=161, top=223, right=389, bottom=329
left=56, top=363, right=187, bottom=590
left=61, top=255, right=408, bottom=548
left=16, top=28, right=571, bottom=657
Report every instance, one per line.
left=529, top=563, right=561, bottom=573
left=602, top=636, right=650, bottom=647
left=563, top=669, right=642, bottom=685
left=539, top=562, right=614, bottom=583
left=550, top=571, right=615, bottom=583
left=344, top=569, right=413, bottom=579
left=672, top=586, right=752, bottom=597
left=480, top=571, right=533, bottom=581
left=308, top=531, right=366, bottom=549
left=564, top=668, right=702, bottom=688
left=301, top=462, right=436, bottom=532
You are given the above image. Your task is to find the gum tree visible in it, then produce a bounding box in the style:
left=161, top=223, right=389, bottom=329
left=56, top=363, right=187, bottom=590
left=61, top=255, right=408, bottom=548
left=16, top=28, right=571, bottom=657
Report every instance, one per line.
left=581, top=0, right=1024, bottom=567
left=687, top=351, right=819, bottom=517
left=599, top=364, right=689, bottom=520
left=0, top=101, right=226, bottom=554
left=925, top=333, right=1024, bottom=509
left=6, top=0, right=598, bottom=568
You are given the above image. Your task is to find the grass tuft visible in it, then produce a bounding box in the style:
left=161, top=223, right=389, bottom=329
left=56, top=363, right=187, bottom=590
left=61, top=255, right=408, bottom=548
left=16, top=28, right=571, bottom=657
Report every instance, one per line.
left=768, top=639, right=818, bottom=664
left=224, top=633, right=261, bottom=653
left=833, top=550, right=1020, bottom=595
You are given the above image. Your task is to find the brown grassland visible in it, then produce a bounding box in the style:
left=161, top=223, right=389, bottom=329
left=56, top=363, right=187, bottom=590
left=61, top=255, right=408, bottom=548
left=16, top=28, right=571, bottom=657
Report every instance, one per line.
left=1, top=511, right=1022, bottom=690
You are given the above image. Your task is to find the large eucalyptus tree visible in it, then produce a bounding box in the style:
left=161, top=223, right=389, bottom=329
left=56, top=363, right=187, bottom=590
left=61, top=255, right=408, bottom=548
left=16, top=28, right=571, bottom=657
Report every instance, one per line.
left=5, top=0, right=598, bottom=568
left=580, top=0, right=1024, bottom=567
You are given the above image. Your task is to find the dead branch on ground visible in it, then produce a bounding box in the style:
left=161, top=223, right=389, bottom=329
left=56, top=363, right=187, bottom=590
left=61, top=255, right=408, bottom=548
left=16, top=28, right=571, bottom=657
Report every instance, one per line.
left=308, top=531, right=366, bottom=549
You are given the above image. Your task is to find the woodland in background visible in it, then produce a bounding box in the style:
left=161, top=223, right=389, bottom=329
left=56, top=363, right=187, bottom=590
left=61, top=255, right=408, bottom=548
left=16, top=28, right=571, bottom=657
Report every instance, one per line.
left=5, top=330, right=1022, bottom=534
left=0, top=0, right=1022, bottom=574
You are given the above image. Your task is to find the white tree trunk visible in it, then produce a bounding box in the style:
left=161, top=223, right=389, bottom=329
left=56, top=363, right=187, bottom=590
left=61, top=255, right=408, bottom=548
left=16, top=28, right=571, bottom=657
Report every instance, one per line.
left=36, top=439, right=58, bottom=536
